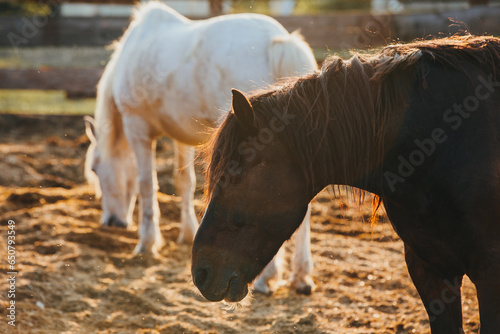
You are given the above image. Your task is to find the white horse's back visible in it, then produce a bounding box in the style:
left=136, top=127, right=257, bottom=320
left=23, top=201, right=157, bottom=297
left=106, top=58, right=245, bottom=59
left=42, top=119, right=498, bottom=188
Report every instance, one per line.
left=110, top=2, right=316, bottom=144
left=132, top=1, right=189, bottom=25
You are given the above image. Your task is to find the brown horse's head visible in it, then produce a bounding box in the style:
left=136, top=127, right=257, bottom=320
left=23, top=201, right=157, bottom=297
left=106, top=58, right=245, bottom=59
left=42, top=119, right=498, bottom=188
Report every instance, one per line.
left=191, top=89, right=312, bottom=303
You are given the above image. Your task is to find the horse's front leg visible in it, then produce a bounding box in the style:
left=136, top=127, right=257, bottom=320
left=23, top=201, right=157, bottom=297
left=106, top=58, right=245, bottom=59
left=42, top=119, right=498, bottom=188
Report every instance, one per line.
left=470, top=259, right=500, bottom=333
left=405, top=245, right=465, bottom=334
left=123, top=117, right=162, bottom=256
left=173, top=141, right=198, bottom=243
left=290, top=203, right=315, bottom=295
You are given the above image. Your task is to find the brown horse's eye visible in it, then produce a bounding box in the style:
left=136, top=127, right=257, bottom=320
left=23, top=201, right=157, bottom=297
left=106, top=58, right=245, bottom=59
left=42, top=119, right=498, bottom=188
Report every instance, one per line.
left=231, top=212, right=246, bottom=228
left=230, top=173, right=243, bottom=185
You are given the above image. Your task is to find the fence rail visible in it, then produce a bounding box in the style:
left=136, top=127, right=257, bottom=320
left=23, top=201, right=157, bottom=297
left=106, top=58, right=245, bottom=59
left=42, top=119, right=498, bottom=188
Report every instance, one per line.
left=2, top=7, right=500, bottom=49
left=1, top=6, right=500, bottom=97
left=0, top=68, right=103, bottom=98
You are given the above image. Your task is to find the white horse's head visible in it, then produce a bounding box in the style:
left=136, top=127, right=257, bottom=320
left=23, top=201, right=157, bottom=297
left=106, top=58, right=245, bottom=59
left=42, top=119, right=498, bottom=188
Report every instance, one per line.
left=84, top=116, right=138, bottom=228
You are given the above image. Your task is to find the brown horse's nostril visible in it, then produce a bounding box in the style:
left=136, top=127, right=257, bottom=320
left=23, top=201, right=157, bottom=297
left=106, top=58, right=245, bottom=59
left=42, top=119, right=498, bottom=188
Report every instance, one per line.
left=193, top=267, right=209, bottom=289
left=227, top=271, right=238, bottom=285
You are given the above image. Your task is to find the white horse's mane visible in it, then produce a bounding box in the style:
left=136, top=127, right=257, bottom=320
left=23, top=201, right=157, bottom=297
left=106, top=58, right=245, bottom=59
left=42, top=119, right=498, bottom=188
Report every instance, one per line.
left=132, top=1, right=190, bottom=25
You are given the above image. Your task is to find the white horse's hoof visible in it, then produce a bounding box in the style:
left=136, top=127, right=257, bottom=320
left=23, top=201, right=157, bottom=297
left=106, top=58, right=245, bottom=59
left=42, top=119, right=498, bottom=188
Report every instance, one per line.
left=291, top=276, right=315, bottom=295
left=133, top=242, right=160, bottom=258
left=253, top=278, right=273, bottom=295
left=103, top=215, right=128, bottom=228
left=134, top=234, right=163, bottom=257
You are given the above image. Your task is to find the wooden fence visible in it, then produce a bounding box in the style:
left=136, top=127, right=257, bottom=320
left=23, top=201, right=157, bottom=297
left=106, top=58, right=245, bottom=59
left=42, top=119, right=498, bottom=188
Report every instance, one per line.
left=1, top=6, right=499, bottom=97
left=0, top=68, right=103, bottom=98
left=3, top=7, right=500, bottom=49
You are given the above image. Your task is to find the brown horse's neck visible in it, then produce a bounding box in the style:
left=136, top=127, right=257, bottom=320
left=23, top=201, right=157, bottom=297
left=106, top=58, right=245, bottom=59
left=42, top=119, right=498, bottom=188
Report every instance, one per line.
left=249, top=54, right=416, bottom=197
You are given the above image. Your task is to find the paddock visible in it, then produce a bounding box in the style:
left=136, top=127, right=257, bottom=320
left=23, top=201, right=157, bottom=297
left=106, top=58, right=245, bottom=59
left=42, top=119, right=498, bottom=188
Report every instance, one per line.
left=0, top=114, right=480, bottom=333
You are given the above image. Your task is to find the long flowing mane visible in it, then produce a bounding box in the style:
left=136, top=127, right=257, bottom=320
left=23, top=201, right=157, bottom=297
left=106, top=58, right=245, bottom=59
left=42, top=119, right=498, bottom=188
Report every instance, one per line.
left=204, top=35, right=500, bottom=199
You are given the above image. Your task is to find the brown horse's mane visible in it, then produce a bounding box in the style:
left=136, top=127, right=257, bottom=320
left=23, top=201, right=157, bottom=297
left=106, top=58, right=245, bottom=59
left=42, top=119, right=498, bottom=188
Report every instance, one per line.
left=203, top=35, right=500, bottom=203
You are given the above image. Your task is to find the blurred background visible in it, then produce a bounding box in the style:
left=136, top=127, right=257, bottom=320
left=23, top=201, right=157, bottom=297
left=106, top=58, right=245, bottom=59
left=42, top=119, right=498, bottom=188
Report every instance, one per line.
left=0, top=0, right=499, bottom=114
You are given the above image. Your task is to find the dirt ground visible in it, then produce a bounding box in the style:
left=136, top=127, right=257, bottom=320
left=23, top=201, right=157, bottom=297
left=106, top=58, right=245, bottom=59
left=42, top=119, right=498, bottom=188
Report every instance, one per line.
left=0, top=114, right=480, bottom=334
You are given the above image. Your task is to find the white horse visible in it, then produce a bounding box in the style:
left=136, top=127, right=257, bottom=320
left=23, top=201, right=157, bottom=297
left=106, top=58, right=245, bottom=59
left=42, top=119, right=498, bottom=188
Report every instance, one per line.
left=84, top=2, right=317, bottom=294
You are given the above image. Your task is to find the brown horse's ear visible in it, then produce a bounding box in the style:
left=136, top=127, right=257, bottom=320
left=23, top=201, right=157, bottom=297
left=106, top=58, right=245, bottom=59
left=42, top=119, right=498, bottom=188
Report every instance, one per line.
left=231, top=89, right=256, bottom=132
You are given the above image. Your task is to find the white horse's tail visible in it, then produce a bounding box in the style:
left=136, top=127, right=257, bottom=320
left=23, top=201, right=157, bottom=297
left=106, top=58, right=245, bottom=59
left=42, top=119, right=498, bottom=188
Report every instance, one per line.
left=268, top=30, right=318, bottom=79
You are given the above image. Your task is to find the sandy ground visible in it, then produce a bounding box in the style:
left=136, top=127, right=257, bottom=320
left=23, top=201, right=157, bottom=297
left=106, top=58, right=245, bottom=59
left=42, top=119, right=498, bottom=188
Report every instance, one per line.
left=0, top=114, right=480, bottom=334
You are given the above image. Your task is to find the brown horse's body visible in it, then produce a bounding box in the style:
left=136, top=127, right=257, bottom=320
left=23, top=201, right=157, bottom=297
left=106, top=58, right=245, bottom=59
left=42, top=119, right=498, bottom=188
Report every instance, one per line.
left=192, top=36, right=500, bottom=333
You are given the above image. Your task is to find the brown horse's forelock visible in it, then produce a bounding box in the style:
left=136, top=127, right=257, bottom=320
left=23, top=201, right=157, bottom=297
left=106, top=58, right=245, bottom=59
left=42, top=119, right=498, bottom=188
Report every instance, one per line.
left=203, top=35, right=500, bottom=210
left=201, top=111, right=243, bottom=204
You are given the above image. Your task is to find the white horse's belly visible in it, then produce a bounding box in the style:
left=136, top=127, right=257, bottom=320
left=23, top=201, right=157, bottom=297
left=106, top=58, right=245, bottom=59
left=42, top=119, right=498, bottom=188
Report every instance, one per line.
left=117, top=94, right=213, bottom=146
left=156, top=109, right=214, bottom=145
left=116, top=57, right=270, bottom=146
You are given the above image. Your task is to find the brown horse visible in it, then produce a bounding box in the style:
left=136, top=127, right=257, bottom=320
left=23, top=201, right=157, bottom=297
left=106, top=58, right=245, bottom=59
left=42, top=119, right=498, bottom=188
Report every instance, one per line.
left=192, top=35, right=500, bottom=333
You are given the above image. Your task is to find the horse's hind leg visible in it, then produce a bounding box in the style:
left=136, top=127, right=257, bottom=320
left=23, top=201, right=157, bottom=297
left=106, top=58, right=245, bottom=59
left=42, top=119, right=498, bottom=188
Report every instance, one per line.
left=173, top=141, right=198, bottom=244
left=405, top=245, right=465, bottom=334
left=290, top=203, right=315, bottom=295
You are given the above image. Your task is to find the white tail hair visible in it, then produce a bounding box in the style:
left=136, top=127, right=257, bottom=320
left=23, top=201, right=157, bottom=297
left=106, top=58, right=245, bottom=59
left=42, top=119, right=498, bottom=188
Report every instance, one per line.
left=268, top=30, right=318, bottom=79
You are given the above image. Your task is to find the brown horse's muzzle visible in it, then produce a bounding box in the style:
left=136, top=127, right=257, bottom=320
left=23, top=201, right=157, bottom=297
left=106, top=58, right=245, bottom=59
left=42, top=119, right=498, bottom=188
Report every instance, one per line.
left=192, top=251, right=249, bottom=302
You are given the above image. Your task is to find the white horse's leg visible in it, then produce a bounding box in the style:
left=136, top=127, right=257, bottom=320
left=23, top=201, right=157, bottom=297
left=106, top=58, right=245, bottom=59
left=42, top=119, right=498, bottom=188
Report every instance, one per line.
left=253, top=204, right=314, bottom=295
left=290, top=203, right=315, bottom=294
left=134, top=138, right=162, bottom=255
left=123, top=117, right=162, bottom=256
left=173, top=141, right=198, bottom=243
left=253, top=247, right=285, bottom=295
